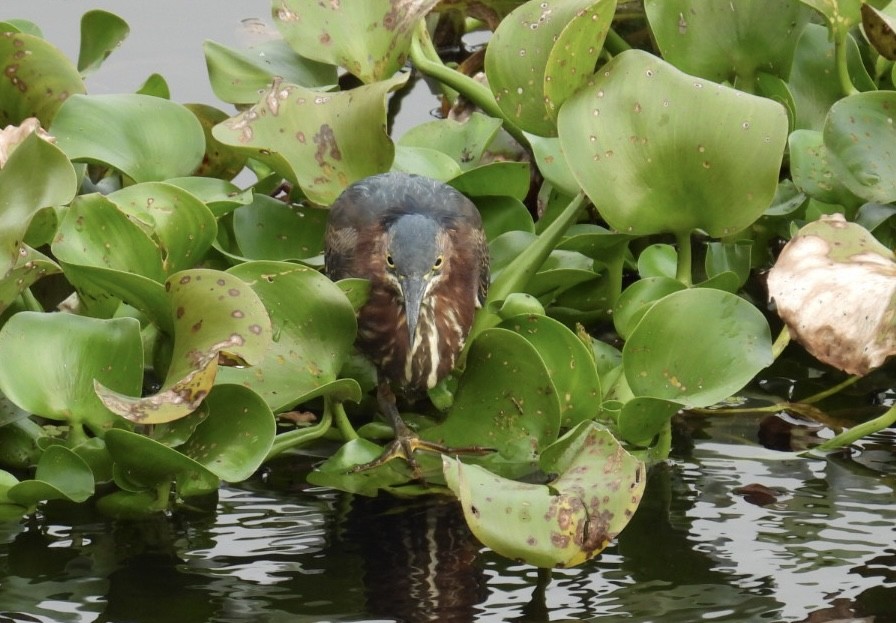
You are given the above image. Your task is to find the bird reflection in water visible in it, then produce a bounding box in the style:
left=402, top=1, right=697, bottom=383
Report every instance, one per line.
left=343, top=494, right=488, bottom=623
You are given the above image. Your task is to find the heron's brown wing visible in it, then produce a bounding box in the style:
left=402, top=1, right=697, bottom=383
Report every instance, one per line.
left=476, top=229, right=489, bottom=306
left=323, top=224, right=358, bottom=281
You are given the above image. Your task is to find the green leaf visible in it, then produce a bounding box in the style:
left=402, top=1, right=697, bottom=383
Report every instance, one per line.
left=6, top=445, right=94, bottom=505
left=232, top=195, right=327, bottom=261
left=645, top=0, right=812, bottom=86
left=96, top=269, right=273, bottom=424
left=788, top=129, right=862, bottom=209
left=425, top=328, right=561, bottom=473
left=51, top=93, right=206, bottom=182
left=107, top=182, right=218, bottom=273
left=0, top=32, right=86, bottom=126
left=613, top=277, right=686, bottom=340
left=499, top=314, right=601, bottom=428
left=398, top=112, right=503, bottom=171
left=177, top=384, right=275, bottom=482
left=104, top=428, right=218, bottom=494
left=623, top=288, right=774, bottom=407
left=217, top=261, right=359, bottom=411
left=824, top=91, right=896, bottom=204
left=617, top=396, right=682, bottom=445
left=0, top=313, right=143, bottom=431
left=213, top=75, right=407, bottom=205
left=558, top=49, right=788, bottom=237
left=444, top=422, right=645, bottom=568
left=485, top=0, right=616, bottom=136
left=273, top=0, right=439, bottom=83
left=204, top=39, right=336, bottom=105
left=184, top=103, right=248, bottom=181
left=798, top=0, right=861, bottom=39
left=78, top=10, right=129, bottom=75
left=0, top=133, right=77, bottom=281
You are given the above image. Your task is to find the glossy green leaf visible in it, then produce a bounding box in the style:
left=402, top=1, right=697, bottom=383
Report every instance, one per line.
left=499, top=314, right=601, bottom=428
left=824, top=91, right=896, bottom=204
left=0, top=246, right=59, bottom=316
left=789, top=24, right=874, bottom=131
left=424, top=328, right=561, bottom=472
left=613, top=277, right=686, bottom=340
left=0, top=133, right=77, bottom=282
left=0, top=313, right=142, bottom=431
left=645, top=0, right=811, bottom=86
left=449, top=161, right=531, bottom=201
left=398, top=113, right=503, bottom=172
left=0, top=32, right=85, bottom=126
left=217, top=261, right=359, bottom=411
left=107, top=182, right=218, bottom=273
left=177, top=384, right=275, bottom=481
left=213, top=74, right=407, bottom=205
left=526, top=133, right=581, bottom=195
left=444, top=422, right=645, bottom=568
left=474, top=195, right=534, bottom=241
left=637, top=244, right=677, bottom=279
left=558, top=49, right=788, bottom=237
left=704, top=240, right=753, bottom=290
left=51, top=93, right=205, bottom=182
left=485, top=0, right=616, bottom=136
left=307, top=438, right=418, bottom=496
left=788, top=129, right=862, bottom=209
left=617, top=396, right=682, bottom=445
left=392, top=145, right=463, bottom=181
left=104, top=428, right=218, bottom=494
left=137, top=73, right=170, bottom=98
left=97, top=269, right=273, bottom=424
left=272, top=0, right=438, bottom=83
left=623, top=288, right=774, bottom=407
left=78, top=10, right=129, bottom=75
left=6, top=445, right=94, bottom=505
left=232, top=195, right=327, bottom=261
left=204, top=39, right=336, bottom=105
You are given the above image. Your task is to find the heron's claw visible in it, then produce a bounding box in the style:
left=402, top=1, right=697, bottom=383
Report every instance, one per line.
left=349, top=433, right=493, bottom=479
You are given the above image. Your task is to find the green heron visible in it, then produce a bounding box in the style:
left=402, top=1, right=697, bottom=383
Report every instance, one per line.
left=325, top=172, right=490, bottom=473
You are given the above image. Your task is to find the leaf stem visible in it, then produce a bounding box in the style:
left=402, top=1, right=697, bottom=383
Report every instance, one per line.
left=834, top=32, right=859, bottom=97
left=771, top=326, right=791, bottom=359
left=812, top=402, right=896, bottom=452
left=801, top=374, right=860, bottom=405
left=675, top=231, right=692, bottom=286
left=331, top=397, right=359, bottom=442
left=603, top=28, right=631, bottom=56
left=466, top=192, right=587, bottom=347
left=266, top=402, right=334, bottom=461
left=409, top=21, right=529, bottom=149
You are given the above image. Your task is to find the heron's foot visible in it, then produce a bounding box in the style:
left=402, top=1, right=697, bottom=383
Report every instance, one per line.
left=349, top=433, right=493, bottom=478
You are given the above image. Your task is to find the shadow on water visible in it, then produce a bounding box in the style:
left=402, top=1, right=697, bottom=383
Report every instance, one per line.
left=1, top=421, right=895, bottom=623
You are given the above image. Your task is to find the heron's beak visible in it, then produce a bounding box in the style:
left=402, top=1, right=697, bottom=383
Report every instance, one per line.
left=401, top=275, right=426, bottom=349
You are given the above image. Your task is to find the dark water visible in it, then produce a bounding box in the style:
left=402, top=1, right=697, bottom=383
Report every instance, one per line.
left=1, top=413, right=894, bottom=623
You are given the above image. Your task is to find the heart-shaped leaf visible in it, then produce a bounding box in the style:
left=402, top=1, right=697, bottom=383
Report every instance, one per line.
left=558, top=49, right=788, bottom=237
left=216, top=261, right=359, bottom=411
left=232, top=195, right=327, bottom=261
left=51, top=93, right=205, bottom=182
left=0, top=313, right=143, bottom=432
left=623, top=288, right=773, bottom=407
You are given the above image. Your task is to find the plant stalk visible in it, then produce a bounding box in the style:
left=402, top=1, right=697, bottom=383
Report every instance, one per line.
left=801, top=374, right=860, bottom=405
left=409, top=21, right=529, bottom=149
left=266, top=399, right=335, bottom=461
left=834, top=31, right=859, bottom=97
left=771, top=326, right=791, bottom=359
left=675, top=231, right=692, bottom=286
left=812, top=402, right=896, bottom=452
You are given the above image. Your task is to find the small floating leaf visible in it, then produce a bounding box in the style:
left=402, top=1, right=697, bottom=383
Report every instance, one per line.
left=6, top=445, right=94, bottom=505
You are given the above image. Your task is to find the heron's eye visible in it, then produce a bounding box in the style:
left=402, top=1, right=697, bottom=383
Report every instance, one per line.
left=433, top=256, right=444, bottom=270
left=386, top=254, right=395, bottom=268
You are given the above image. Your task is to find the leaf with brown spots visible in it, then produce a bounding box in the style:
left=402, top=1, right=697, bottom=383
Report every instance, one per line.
left=96, top=269, right=272, bottom=424
left=443, top=422, right=645, bottom=568
left=273, top=0, right=439, bottom=83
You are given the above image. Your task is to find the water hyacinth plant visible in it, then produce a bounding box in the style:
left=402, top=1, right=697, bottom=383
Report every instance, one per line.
left=1, top=0, right=895, bottom=567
